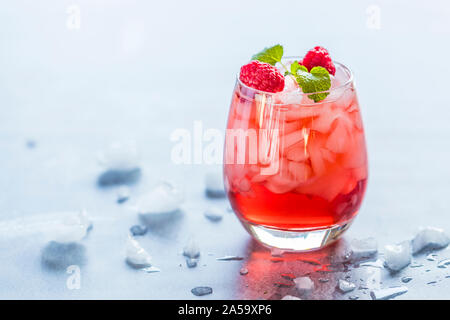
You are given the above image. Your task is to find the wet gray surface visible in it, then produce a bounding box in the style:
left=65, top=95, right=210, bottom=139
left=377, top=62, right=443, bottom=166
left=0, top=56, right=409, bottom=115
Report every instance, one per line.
left=0, top=1, right=450, bottom=299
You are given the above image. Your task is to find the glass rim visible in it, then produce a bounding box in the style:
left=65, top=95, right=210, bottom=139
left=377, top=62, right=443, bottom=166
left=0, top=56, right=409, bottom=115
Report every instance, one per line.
left=236, top=56, right=354, bottom=97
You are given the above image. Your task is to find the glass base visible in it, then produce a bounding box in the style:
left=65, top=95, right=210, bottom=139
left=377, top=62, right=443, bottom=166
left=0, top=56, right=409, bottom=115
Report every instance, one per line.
left=241, top=219, right=353, bottom=252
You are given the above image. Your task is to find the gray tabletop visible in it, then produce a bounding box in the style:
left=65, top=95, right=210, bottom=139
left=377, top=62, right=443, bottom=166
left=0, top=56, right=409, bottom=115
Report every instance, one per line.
left=0, top=1, right=450, bottom=300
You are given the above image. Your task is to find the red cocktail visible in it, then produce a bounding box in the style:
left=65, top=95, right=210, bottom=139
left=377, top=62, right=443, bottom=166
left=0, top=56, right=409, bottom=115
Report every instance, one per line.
left=224, top=46, right=368, bottom=251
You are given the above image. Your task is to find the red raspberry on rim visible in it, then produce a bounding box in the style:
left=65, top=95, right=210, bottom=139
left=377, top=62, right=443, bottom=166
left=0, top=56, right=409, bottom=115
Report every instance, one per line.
left=239, top=61, right=285, bottom=93
left=302, top=46, right=336, bottom=75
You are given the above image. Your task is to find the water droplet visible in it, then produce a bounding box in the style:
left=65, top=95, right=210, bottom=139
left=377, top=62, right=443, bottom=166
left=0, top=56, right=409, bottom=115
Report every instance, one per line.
left=426, top=253, right=437, bottom=261
left=437, top=259, right=450, bottom=269
left=216, top=255, right=244, bottom=261
left=129, top=225, right=147, bottom=236
left=191, top=286, right=213, bottom=296
left=401, top=276, right=413, bottom=283
left=240, top=268, right=248, bottom=275
left=370, top=286, right=408, bottom=300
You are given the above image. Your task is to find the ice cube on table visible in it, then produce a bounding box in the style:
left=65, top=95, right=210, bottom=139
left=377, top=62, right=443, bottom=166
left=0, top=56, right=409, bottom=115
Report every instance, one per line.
left=205, top=171, right=226, bottom=198
left=97, top=141, right=140, bottom=171
left=338, top=279, right=356, bottom=293
left=50, top=210, right=92, bottom=244
left=293, top=276, right=314, bottom=295
left=204, top=206, right=223, bottom=222
left=281, top=295, right=301, bottom=300
left=125, top=236, right=152, bottom=268
left=347, top=237, right=378, bottom=262
left=183, top=238, right=200, bottom=259
left=384, top=241, right=411, bottom=272
left=136, top=181, right=184, bottom=217
left=411, top=227, right=450, bottom=254
left=370, top=286, right=408, bottom=300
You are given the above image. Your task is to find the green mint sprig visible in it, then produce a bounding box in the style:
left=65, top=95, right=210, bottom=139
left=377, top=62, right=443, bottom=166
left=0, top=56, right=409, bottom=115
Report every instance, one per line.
left=252, top=45, right=331, bottom=102
left=290, top=62, right=331, bottom=102
left=251, top=44, right=284, bottom=66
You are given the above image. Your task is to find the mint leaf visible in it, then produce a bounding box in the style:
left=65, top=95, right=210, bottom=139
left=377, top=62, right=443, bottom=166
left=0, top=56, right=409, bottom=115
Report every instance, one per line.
left=290, top=61, right=306, bottom=75
left=293, top=66, right=331, bottom=102
left=251, top=44, right=283, bottom=66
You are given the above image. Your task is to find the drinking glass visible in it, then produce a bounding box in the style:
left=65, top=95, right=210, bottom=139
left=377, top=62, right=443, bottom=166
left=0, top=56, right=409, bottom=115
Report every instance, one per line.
left=224, top=58, right=368, bottom=251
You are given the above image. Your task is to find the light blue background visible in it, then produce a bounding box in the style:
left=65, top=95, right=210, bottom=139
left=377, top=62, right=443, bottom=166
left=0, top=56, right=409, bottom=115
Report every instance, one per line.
left=0, top=0, right=449, bottom=299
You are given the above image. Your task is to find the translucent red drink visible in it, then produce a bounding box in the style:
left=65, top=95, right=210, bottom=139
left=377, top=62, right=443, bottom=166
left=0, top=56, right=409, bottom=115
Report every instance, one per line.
left=224, top=58, right=368, bottom=251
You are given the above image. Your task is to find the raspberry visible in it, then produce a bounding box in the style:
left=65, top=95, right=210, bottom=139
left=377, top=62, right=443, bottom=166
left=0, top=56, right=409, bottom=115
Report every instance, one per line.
left=302, top=46, right=336, bottom=75
left=239, top=61, right=285, bottom=93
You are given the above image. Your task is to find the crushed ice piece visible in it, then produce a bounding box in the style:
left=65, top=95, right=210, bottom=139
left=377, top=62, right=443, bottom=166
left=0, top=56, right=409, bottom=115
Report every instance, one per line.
left=369, top=286, right=408, bottom=300
left=271, top=248, right=285, bottom=257
left=348, top=295, right=359, bottom=300
left=348, top=237, right=378, bottom=261
left=204, top=206, right=223, bottom=222
left=129, top=225, right=148, bottom=236
left=50, top=210, right=92, bottom=244
left=384, top=241, right=411, bottom=272
left=186, top=258, right=198, bottom=268
left=125, top=236, right=152, bottom=267
left=338, top=279, right=356, bottom=293
left=240, top=267, right=248, bottom=275
left=437, top=259, right=450, bottom=268
left=136, top=181, right=184, bottom=217
left=191, top=286, right=213, bottom=296
left=142, top=266, right=160, bottom=273
left=360, top=259, right=385, bottom=268
left=281, top=295, right=301, bottom=300
left=205, top=171, right=225, bottom=198
left=117, top=186, right=130, bottom=203
left=293, top=276, right=314, bottom=295
left=183, top=238, right=200, bottom=258
left=216, top=255, right=244, bottom=261
left=411, top=227, right=450, bottom=254
left=401, top=276, right=413, bottom=283
left=98, top=141, right=140, bottom=171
